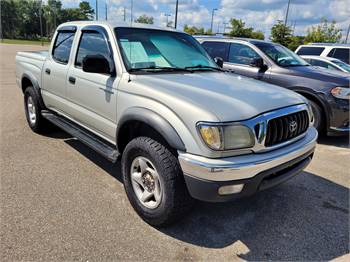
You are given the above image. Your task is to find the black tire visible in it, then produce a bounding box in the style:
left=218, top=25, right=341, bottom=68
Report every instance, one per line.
left=24, top=86, right=49, bottom=133
left=308, top=99, right=324, bottom=133
left=122, top=137, right=194, bottom=227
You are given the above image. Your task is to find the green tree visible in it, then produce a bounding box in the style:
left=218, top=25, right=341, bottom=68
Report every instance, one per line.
left=183, top=25, right=210, bottom=35
left=305, top=18, right=342, bottom=43
left=228, top=18, right=264, bottom=40
left=1, top=0, right=19, bottom=39
left=288, top=35, right=306, bottom=51
left=134, top=14, right=154, bottom=24
left=270, top=20, right=293, bottom=47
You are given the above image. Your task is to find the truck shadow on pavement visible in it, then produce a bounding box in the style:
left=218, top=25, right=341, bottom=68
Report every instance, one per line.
left=317, top=135, right=349, bottom=149
left=63, top=137, right=349, bottom=261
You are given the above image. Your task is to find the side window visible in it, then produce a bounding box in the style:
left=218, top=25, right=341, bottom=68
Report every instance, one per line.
left=52, top=31, right=75, bottom=64
left=201, top=41, right=229, bottom=61
left=296, top=47, right=325, bottom=55
left=228, top=43, right=260, bottom=65
left=328, top=48, right=350, bottom=64
left=75, top=31, right=113, bottom=69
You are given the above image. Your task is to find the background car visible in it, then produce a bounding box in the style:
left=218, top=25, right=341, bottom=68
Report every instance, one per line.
left=295, top=43, right=350, bottom=64
left=196, top=36, right=350, bottom=136
left=301, top=55, right=350, bottom=73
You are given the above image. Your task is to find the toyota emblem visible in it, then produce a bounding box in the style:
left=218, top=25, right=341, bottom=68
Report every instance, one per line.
left=289, top=120, right=298, bottom=132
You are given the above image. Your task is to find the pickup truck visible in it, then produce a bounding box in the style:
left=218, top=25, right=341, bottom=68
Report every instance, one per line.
left=16, top=21, right=317, bottom=226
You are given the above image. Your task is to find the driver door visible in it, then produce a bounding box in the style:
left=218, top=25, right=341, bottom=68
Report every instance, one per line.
left=224, top=43, right=268, bottom=80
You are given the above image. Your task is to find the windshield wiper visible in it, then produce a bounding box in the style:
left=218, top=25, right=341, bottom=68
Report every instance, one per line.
left=184, top=65, right=223, bottom=71
left=129, top=66, right=193, bottom=73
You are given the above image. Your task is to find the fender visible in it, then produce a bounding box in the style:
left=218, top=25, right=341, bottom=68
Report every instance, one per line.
left=117, top=107, right=186, bottom=151
left=21, top=72, right=46, bottom=109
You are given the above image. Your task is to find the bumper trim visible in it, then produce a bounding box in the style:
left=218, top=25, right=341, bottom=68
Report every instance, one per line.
left=179, top=127, right=317, bottom=182
left=330, top=126, right=350, bottom=132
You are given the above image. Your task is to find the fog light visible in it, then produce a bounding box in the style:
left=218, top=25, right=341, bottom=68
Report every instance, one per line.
left=218, top=184, right=244, bottom=195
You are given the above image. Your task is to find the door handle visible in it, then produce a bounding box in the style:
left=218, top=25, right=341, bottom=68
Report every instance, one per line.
left=69, top=76, right=76, bottom=84
left=45, top=68, right=51, bottom=75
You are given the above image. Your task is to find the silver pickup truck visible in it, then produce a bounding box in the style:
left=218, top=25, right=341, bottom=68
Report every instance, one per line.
left=16, top=21, right=317, bottom=226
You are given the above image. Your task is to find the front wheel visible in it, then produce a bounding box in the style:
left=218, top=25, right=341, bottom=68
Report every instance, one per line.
left=121, top=137, right=193, bottom=227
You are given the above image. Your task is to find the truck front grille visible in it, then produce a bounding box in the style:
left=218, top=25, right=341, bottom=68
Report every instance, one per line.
left=265, top=110, right=309, bottom=147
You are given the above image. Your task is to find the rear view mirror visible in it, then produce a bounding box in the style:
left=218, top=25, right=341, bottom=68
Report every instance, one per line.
left=214, top=57, right=224, bottom=68
left=82, top=54, right=111, bottom=74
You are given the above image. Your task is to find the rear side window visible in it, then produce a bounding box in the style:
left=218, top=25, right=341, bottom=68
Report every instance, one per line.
left=52, top=31, right=75, bottom=64
left=309, top=59, right=337, bottom=70
left=75, top=31, right=112, bottom=68
left=328, top=48, right=350, bottom=64
left=201, top=41, right=229, bottom=61
left=296, top=46, right=325, bottom=56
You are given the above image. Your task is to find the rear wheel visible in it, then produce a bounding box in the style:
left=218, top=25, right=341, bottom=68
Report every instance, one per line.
left=24, top=86, right=49, bottom=133
left=308, top=99, right=324, bottom=133
left=121, top=137, right=193, bottom=227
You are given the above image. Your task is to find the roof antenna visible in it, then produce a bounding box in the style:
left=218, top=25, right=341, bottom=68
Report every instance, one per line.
left=128, top=0, right=134, bottom=83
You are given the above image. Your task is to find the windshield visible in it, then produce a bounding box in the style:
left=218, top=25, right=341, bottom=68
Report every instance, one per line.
left=332, top=60, right=350, bottom=72
left=255, top=43, right=309, bottom=67
left=114, top=27, right=218, bottom=72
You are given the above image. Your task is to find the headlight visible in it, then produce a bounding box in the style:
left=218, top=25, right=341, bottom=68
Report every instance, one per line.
left=331, top=87, right=350, bottom=100
left=198, top=123, right=255, bottom=150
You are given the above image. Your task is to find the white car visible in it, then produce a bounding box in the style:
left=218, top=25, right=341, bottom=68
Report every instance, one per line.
left=301, top=55, right=350, bottom=73
left=295, top=43, right=350, bottom=64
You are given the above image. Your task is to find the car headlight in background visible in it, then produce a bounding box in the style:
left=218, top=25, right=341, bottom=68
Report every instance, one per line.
left=198, top=123, right=255, bottom=150
left=331, top=87, right=350, bottom=100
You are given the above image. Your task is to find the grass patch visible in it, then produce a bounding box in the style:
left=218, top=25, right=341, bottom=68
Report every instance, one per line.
left=0, top=39, right=50, bottom=45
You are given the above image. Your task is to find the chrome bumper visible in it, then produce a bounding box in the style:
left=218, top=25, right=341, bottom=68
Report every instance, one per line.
left=178, top=127, right=318, bottom=182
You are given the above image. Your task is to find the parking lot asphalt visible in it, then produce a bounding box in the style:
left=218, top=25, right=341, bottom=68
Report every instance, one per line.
left=1, top=44, right=349, bottom=261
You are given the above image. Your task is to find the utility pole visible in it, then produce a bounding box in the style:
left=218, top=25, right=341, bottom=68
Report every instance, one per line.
left=223, top=22, right=228, bottom=35
left=39, top=0, right=43, bottom=46
left=164, top=14, right=171, bottom=27
left=96, top=0, right=98, bottom=20
left=210, top=8, right=217, bottom=33
left=174, top=0, right=179, bottom=29
left=105, top=2, right=108, bottom=20
left=123, top=7, right=126, bottom=22
left=345, top=24, right=350, bottom=43
left=284, top=0, right=291, bottom=26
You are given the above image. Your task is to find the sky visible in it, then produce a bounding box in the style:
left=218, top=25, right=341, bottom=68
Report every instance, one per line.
left=61, top=0, right=350, bottom=40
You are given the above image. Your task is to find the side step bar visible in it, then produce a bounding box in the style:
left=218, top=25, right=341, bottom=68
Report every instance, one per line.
left=42, top=111, right=119, bottom=163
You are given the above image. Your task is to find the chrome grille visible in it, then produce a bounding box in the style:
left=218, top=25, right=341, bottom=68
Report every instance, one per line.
left=265, top=110, right=309, bottom=147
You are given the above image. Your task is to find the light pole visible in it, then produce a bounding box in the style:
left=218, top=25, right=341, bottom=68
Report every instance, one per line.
left=164, top=13, right=171, bottom=27
left=210, top=8, right=217, bottom=33
left=174, top=0, right=179, bottom=29
left=95, top=0, right=98, bottom=20
left=284, top=0, right=291, bottom=26
left=39, top=0, right=43, bottom=46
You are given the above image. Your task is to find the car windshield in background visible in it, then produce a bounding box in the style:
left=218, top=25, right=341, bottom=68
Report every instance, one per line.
left=114, top=28, right=218, bottom=72
left=332, top=60, right=350, bottom=73
left=255, top=43, right=309, bottom=67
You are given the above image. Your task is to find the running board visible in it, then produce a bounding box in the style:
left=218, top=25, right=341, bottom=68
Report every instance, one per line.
left=42, top=111, right=119, bottom=163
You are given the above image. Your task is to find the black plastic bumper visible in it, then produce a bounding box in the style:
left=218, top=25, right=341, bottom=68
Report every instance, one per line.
left=183, top=150, right=314, bottom=202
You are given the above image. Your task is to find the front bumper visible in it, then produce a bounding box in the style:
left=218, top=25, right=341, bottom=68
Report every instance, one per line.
left=178, top=127, right=317, bottom=202
left=327, top=97, right=349, bottom=136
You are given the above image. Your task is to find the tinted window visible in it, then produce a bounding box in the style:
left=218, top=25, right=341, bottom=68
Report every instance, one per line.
left=228, top=43, right=260, bottom=65
left=76, top=31, right=112, bottom=68
left=296, top=46, right=325, bottom=55
left=310, top=59, right=337, bottom=70
left=52, top=31, right=75, bottom=64
left=328, top=48, right=350, bottom=64
left=201, top=41, right=229, bottom=61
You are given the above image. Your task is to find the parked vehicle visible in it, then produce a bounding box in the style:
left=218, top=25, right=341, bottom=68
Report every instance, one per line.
left=301, top=55, right=350, bottom=73
left=295, top=43, right=350, bottom=64
left=16, top=22, right=317, bottom=226
left=197, top=36, right=350, bottom=135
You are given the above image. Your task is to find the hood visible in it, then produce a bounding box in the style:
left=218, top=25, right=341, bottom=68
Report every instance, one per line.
left=285, top=65, right=350, bottom=86
left=132, top=72, right=305, bottom=122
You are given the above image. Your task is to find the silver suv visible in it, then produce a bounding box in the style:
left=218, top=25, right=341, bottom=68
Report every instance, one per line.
left=16, top=21, right=317, bottom=226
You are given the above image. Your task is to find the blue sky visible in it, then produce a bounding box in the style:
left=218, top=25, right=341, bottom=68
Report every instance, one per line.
left=61, top=0, right=350, bottom=40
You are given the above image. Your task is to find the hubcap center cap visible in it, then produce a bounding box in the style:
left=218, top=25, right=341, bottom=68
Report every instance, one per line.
left=142, top=172, right=155, bottom=192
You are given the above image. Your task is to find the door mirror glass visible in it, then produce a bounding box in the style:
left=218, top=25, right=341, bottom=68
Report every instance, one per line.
left=214, top=57, right=224, bottom=68
left=82, top=54, right=111, bottom=74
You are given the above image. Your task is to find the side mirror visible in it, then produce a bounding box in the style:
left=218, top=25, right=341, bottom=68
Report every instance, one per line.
left=214, top=57, right=224, bottom=68
left=82, top=54, right=111, bottom=74
left=250, top=57, right=265, bottom=69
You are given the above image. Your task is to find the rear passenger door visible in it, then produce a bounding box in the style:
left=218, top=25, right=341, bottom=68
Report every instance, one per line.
left=42, top=27, right=76, bottom=110
left=66, top=26, right=118, bottom=143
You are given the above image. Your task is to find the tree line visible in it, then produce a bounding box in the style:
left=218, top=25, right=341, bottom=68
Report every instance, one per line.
left=1, top=0, right=94, bottom=40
